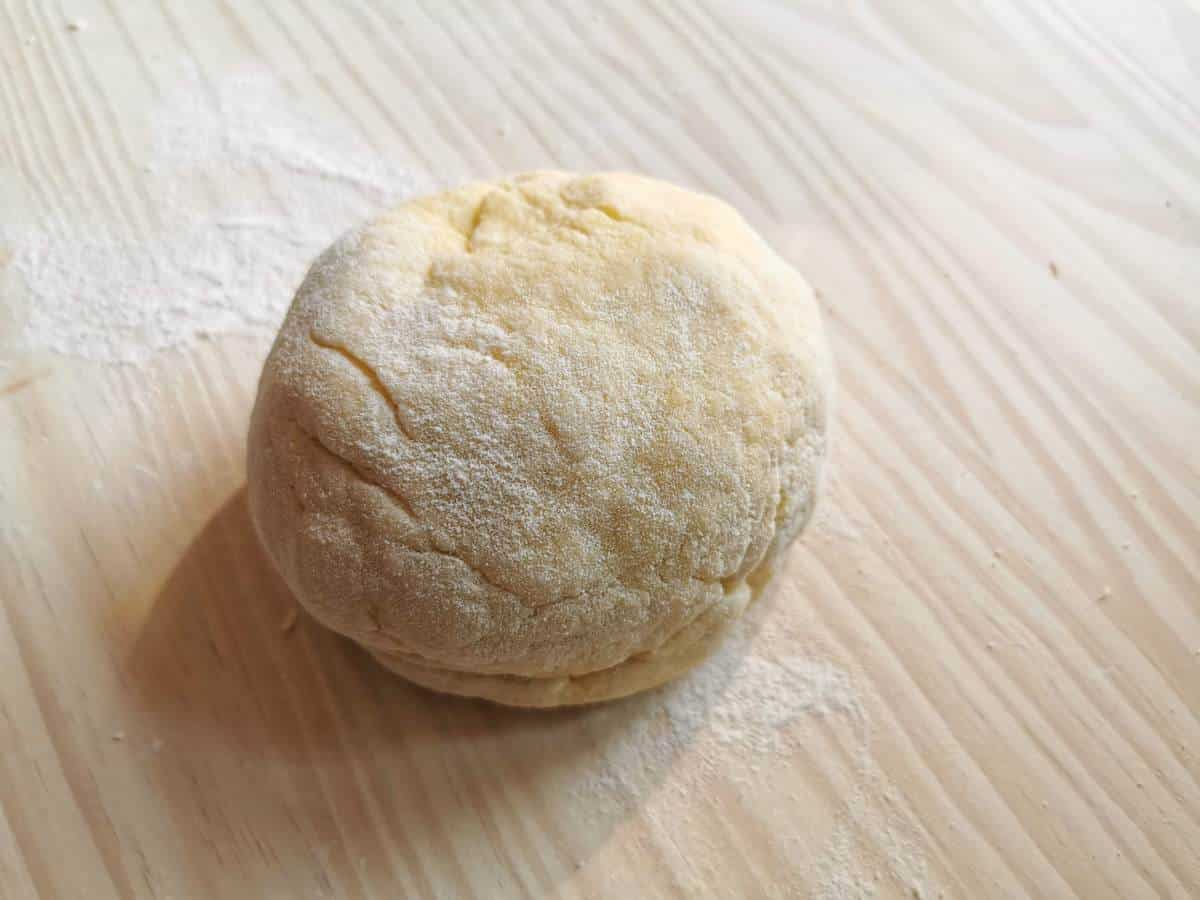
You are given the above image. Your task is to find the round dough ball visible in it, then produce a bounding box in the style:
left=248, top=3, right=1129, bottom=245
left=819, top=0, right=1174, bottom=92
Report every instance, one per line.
left=247, top=171, right=831, bottom=707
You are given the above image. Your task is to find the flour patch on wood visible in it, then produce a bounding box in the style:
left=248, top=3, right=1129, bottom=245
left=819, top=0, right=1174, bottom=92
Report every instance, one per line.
left=563, top=580, right=939, bottom=898
left=574, top=612, right=862, bottom=802
left=1, top=64, right=417, bottom=366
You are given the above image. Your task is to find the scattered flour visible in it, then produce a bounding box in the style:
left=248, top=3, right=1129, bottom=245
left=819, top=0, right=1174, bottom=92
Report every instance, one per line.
left=1, top=63, right=418, bottom=365
left=562, top=587, right=940, bottom=898
left=813, top=795, right=939, bottom=900
left=563, top=602, right=860, bottom=810
left=667, top=648, right=859, bottom=756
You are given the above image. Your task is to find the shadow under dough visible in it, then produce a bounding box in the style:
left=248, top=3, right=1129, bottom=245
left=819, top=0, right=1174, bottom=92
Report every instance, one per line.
left=125, top=488, right=759, bottom=892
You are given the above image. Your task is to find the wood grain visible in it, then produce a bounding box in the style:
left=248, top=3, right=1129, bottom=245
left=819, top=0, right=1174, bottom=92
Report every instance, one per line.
left=2, top=0, right=1198, bottom=896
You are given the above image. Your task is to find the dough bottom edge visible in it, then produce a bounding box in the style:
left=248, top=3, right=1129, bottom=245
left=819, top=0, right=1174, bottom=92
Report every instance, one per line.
left=367, top=584, right=759, bottom=708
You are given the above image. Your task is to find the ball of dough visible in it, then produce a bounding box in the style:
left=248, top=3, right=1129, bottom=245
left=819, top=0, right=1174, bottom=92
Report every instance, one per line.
left=247, top=171, right=831, bottom=707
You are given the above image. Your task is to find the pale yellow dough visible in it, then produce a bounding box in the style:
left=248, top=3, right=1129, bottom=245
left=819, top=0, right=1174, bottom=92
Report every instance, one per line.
left=247, top=171, right=831, bottom=707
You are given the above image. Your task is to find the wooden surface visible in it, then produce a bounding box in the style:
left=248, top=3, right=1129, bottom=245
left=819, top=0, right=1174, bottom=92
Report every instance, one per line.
left=2, top=0, right=1199, bottom=897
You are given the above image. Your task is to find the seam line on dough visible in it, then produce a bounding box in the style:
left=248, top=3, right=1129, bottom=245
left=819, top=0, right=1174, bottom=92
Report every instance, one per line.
left=553, top=186, right=648, bottom=232
left=294, top=418, right=420, bottom=521
left=292, top=417, right=529, bottom=604
left=464, top=195, right=487, bottom=251
left=309, top=330, right=417, bottom=441
left=295, top=415, right=627, bottom=614
left=375, top=589, right=752, bottom=686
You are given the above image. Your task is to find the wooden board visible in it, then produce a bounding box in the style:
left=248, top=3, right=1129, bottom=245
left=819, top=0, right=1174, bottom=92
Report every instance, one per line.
left=2, top=1, right=1198, bottom=896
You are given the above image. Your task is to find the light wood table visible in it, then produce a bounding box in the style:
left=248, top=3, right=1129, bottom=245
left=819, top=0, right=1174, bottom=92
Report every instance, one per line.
left=2, top=1, right=1198, bottom=897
